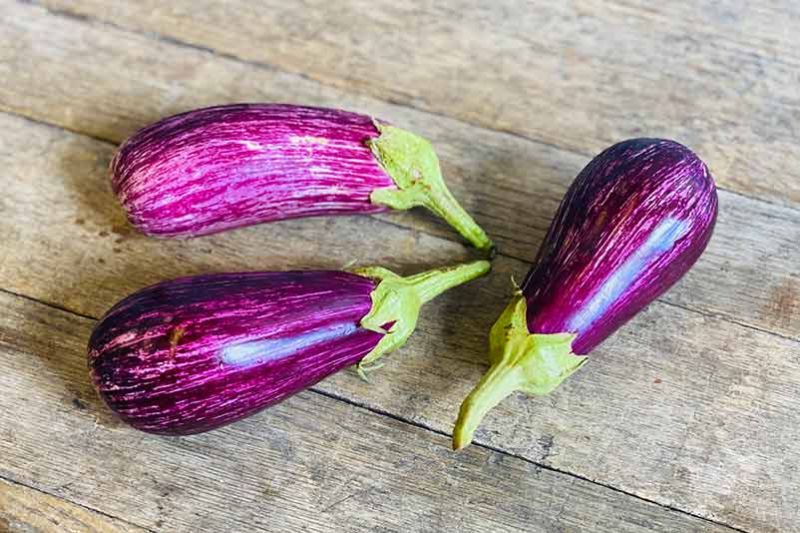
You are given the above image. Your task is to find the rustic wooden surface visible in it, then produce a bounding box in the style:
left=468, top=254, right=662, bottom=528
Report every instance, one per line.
left=0, top=478, right=146, bottom=533
left=0, top=1, right=798, bottom=532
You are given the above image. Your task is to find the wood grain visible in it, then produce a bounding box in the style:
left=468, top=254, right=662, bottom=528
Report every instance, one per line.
left=2, top=2, right=799, bottom=532
left=0, top=111, right=798, bottom=531
left=0, top=291, right=733, bottom=533
left=1, top=2, right=798, bottom=340
left=36, top=0, right=800, bottom=206
left=0, top=478, right=145, bottom=533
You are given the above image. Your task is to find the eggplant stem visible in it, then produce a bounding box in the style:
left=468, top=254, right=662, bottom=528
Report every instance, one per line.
left=453, top=362, right=524, bottom=450
left=367, top=122, right=494, bottom=254
left=452, top=293, right=586, bottom=450
left=405, top=260, right=493, bottom=304
left=355, top=361, right=385, bottom=382
left=353, top=260, right=492, bottom=373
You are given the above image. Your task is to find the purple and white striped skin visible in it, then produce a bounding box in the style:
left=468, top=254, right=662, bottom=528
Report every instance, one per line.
left=88, top=261, right=491, bottom=435
left=453, top=138, right=718, bottom=449
left=112, top=105, right=388, bottom=237
left=111, top=104, right=493, bottom=251
left=520, top=138, right=718, bottom=354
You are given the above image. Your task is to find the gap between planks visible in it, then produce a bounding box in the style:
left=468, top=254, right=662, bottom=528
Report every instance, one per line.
left=15, top=0, right=800, bottom=217
left=0, top=289, right=750, bottom=533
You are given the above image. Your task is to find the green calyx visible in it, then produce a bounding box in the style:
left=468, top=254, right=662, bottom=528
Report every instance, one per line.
left=366, top=122, right=494, bottom=254
left=452, top=291, right=587, bottom=450
left=353, top=260, right=492, bottom=379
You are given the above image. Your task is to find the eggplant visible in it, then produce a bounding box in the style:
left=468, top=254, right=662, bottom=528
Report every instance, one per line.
left=453, top=138, right=718, bottom=450
left=88, top=260, right=490, bottom=435
left=111, top=104, right=493, bottom=252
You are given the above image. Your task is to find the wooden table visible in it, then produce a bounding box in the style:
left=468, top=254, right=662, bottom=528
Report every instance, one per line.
left=1, top=1, right=798, bottom=531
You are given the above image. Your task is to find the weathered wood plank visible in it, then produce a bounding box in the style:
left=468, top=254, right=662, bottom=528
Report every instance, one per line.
left=2, top=4, right=799, bottom=530
left=1, top=113, right=798, bottom=531
left=0, top=477, right=146, bottom=533
left=36, top=0, right=800, bottom=206
left=1, top=3, right=797, bottom=339
left=0, top=291, right=733, bottom=533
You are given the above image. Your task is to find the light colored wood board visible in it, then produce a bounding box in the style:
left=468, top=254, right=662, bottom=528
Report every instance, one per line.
left=35, top=0, right=800, bottom=206
left=0, top=293, right=733, bottom=533
left=0, top=6, right=797, bottom=339
left=1, top=113, right=798, bottom=531
left=1, top=3, right=798, bottom=530
left=319, top=286, right=800, bottom=533
left=0, top=477, right=146, bottom=533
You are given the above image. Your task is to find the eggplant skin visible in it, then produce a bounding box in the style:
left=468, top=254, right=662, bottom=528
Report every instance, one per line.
left=88, top=271, right=383, bottom=435
left=451, top=139, right=717, bottom=450
left=110, top=104, right=395, bottom=238
left=521, top=138, right=718, bottom=354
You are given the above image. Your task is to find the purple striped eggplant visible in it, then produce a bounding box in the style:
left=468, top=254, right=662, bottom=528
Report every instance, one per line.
left=111, top=103, right=493, bottom=252
left=453, top=138, right=718, bottom=449
left=88, top=260, right=489, bottom=435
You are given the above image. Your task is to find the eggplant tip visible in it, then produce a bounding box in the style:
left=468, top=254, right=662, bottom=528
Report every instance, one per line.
left=451, top=432, right=472, bottom=451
